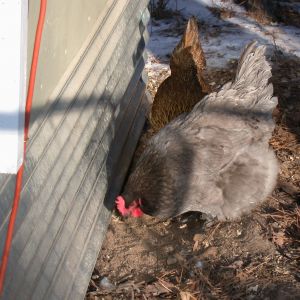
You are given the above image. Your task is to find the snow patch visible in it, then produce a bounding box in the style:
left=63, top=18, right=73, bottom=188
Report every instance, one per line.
left=146, top=0, right=300, bottom=74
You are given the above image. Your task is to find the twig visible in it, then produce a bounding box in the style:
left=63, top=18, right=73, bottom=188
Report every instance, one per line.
left=196, top=271, right=224, bottom=298
left=179, top=267, right=184, bottom=284
left=157, top=278, right=176, bottom=293
left=203, top=222, right=221, bottom=244
left=198, top=271, right=215, bottom=290
left=244, top=257, right=272, bottom=274
left=159, top=270, right=177, bottom=279
left=270, top=30, right=280, bottom=61
left=117, top=274, right=134, bottom=284
left=90, top=279, right=99, bottom=291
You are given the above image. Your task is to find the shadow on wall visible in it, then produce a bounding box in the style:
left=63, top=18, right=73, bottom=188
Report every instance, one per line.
left=0, top=16, right=149, bottom=248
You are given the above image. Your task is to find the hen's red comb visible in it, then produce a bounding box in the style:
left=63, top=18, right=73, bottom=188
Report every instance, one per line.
left=115, top=196, right=144, bottom=218
left=116, top=196, right=128, bottom=216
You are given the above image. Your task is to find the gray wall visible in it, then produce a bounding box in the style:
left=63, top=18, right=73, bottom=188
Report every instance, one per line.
left=0, top=0, right=150, bottom=299
left=28, top=0, right=108, bottom=123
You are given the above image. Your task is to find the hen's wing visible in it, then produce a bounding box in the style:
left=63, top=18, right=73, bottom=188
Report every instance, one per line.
left=155, top=111, right=277, bottom=220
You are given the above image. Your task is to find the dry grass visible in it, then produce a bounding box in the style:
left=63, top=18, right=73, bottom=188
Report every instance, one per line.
left=208, top=2, right=236, bottom=20
left=245, top=9, right=272, bottom=25
left=149, top=0, right=179, bottom=20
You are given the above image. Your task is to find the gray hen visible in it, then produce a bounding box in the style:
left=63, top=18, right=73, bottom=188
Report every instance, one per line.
left=117, top=42, right=278, bottom=220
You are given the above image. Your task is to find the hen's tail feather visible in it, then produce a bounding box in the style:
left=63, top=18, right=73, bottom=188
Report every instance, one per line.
left=182, top=16, right=199, bottom=48
left=175, top=16, right=199, bottom=50
left=171, top=16, right=207, bottom=70
left=191, top=41, right=278, bottom=140
left=233, top=41, right=277, bottom=114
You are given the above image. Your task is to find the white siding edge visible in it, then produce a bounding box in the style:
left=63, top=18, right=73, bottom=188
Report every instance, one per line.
left=0, top=0, right=27, bottom=174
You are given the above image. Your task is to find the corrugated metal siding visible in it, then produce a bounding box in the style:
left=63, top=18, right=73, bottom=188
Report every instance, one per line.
left=0, top=0, right=150, bottom=299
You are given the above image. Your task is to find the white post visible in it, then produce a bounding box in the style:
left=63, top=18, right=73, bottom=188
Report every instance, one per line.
left=0, top=0, right=28, bottom=174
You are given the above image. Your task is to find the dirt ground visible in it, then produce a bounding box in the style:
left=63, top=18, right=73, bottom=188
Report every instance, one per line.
left=85, top=8, right=300, bottom=300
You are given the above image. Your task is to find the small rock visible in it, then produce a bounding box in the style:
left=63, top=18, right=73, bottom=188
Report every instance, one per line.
left=163, top=220, right=170, bottom=226
left=203, top=240, right=210, bottom=249
left=100, top=277, right=114, bottom=290
left=201, top=247, right=218, bottom=259
left=167, top=257, right=177, bottom=265
left=92, top=274, right=99, bottom=280
left=164, top=245, right=174, bottom=254
left=174, top=253, right=186, bottom=263
left=180, top=216, right=189, bottom=223
left=189, top=270, right=195, bottom=277
left=272, top=222, right=280, bottom=229
left=236, top=229, right=242, bottom=236
left=193, top=233, right=204, bottom=242
left=248, top=285, right=259, bottom=293
left=179, top=250, right=189, bottom=257
left=229, top=260, right=243, bottom=269
left=195, top=260, right=204, bottom=269
left=152, top=238, right=159, bottom=245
